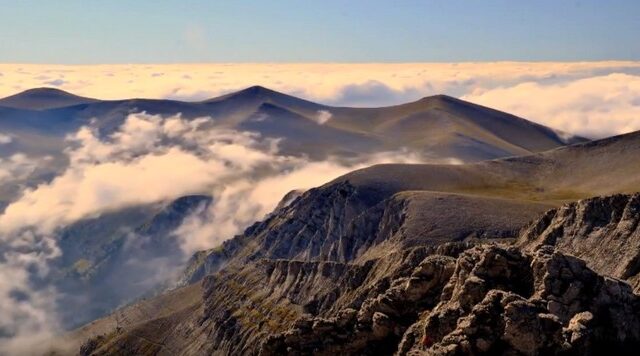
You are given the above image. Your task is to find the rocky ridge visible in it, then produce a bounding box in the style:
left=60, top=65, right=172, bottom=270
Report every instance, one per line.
left=179, top=181, right=549, bottom=285
left=263, top=245, right=640, bottom=355
left=77, top=188, right=640, bottom=356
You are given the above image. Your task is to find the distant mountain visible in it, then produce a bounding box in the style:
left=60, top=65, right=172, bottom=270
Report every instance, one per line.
left=0, top=87, right=99, bottom=110
left=64, top=129, right=640, bottom=355
left=0, top=85, right=587, bottom=161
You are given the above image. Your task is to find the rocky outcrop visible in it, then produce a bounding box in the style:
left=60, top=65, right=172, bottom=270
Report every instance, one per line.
left=412, top=246, right=640, bottom=355
left=264, top=246, right=640, bottom=355
left=194, top=243, right=474, bottom=355
left=518, top=193, right=640, bottom=291
left=76, top=188, right=640, bottom=356
left=420, top=246, right=533, bottom=345
left=260, top=255, right=456, bottom=356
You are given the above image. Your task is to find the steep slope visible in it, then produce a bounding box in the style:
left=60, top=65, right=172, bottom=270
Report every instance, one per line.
left=517, top=193, right=640, bottom=291
left=180, top=130, right=640, bottom=286
left=0, top=87, right=99, bottom=110
left=265, top=246, right=640, bottom=355
left=179, top=186, right=550, bottom=286
left=51, top=195, right=212, bottom=329
left=76, top=245, right=640, bottom=355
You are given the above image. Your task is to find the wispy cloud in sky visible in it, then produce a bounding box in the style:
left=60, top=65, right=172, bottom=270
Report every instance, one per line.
left=1, top=62, right=640, bottom=138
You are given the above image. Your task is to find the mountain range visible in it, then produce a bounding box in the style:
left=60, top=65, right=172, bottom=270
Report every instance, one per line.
left=0, top=85, right=583, bottom=162
left=1, top=86, right=639, bottom=355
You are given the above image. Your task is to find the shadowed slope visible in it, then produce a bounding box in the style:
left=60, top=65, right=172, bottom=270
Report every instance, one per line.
left=0, top=87, right=99, bottom=110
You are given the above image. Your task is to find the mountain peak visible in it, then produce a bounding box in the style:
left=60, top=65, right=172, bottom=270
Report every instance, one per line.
left=204, top=85, right=323, bottom=111
left=0, top=87, right=98, bottom=110
left=416, top=94, right=467, bottom=106
left=231, top=85, right=286, bottom=99
left=209, top=85, right=288, bottom=102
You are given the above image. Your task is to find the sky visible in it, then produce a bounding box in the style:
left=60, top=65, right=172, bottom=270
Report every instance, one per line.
left=1, top=0, right=639, bottom=63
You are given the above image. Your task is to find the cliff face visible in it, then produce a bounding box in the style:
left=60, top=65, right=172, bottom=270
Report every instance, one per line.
left=180, top=180, right=549, bottom=285
left=517, top=193, right=640, bottom=291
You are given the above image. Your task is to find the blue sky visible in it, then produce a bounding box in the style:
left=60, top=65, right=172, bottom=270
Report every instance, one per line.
left=0, top=0, right=639, bottom=63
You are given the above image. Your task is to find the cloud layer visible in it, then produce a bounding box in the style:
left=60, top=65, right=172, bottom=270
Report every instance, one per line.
left=2, top=62, right=640, bottom=137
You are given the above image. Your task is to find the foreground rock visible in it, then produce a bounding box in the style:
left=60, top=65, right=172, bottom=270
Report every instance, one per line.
left=75, top=192, right=640, bottom=355
left=263, top=246, right=640, bottom=355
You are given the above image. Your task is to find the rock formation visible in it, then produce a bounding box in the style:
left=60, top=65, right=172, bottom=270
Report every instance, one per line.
left=77, top=193, right=640, bottom=355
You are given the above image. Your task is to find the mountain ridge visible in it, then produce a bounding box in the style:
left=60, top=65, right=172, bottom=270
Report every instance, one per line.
left=0, top=87, right=99, bottom=110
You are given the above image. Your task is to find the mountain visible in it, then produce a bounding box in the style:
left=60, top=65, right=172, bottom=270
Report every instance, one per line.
left=63, top=129, right=640, bottom=355
left=0, top=87, right=99, bottom=110
left=0, top=86, right=587, bottom=162
left=1, top=86, right=616, bottom=354
left=178, top=129, right=640, bottom=284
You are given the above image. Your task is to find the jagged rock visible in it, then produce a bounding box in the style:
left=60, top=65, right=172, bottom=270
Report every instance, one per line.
left=260, top=253, right=457, bottom=355
left=518, top=193, right=640, bottom=291
left=181, top=181, right=548, bottom=286
left=402, top=246, right=640, bottom=355
left=422, top=245, right=533, bottom=343
left=424, top=290, right=565, bottom=355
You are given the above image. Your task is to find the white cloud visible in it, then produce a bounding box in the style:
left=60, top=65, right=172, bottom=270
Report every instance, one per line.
left=0, top=113, right=287, bottom=350
left=174, top=148, right=440, bottom=253
left=314, top=110, right=332, bottom=125
left=0, top=133, right=12, bottom=144
left=0, top=113, right=282, bottom=234
left=0, top=153, right=45, bottom=184
left=462, top=73, right=640, bottom=138
left=0, top=229, right=62, bottom=355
